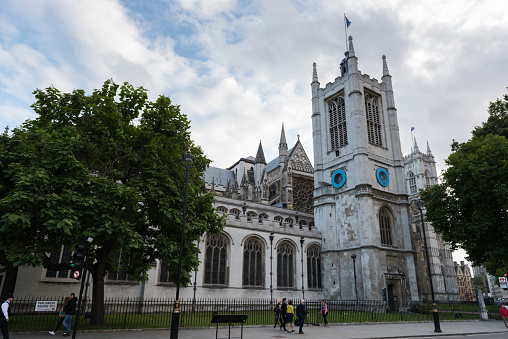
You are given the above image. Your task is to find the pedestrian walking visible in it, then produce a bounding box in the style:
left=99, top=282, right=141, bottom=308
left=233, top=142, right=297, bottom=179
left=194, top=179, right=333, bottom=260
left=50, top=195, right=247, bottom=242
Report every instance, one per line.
left=62, top=293, right=77, bottom=337
left=500, top=303, right=508, bottom=328
left=273, top=299, right=282, bottom=329
left=320, top=299, right=329, bottom=326
left=296, top=299, right=308, bottom=334
left=0, top=293, right=13, bottom=339
left=286, top=300, right=295, bottom=333
left=280, top=298, right=288, bottom=331
left=49, top=296, right=71, bottom=335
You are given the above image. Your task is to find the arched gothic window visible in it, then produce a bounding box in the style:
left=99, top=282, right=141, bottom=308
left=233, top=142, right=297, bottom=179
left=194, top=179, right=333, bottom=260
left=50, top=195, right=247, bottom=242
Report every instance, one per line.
left=408, top=172, right=417, bottom=194
left=277, top=242, right=295, bottom=288
left=379, top=208, right=393, bottom=246
left=284, top=218, right=293, bottom=226
left=217, top=206, right=228, bottom=214
left=243, top=238, right=264, bottom=287
left=307, top=245, right=322, bottom=289
left=204, top=234, right=228, bottom=285
left=328, top=95, right=347, bottom=150
left=365, top=93, right=383, bottom=147
left=424, top=170, right=430, bottom=187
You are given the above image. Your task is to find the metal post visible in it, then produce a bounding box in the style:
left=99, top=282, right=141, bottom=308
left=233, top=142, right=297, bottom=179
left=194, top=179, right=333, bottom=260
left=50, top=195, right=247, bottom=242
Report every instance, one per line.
left=416, top=199, right=441, bottom=333
left=170, top=148, right=195, bottom=339
left=269, top=233, right=274, bottom=302
left=351, top=254, right=358, bottom=303
left=192, top=240, right=199, bottom=313
left=72, top=237, right=93, bottom=339
left=300, top=237, right=305, bottom=299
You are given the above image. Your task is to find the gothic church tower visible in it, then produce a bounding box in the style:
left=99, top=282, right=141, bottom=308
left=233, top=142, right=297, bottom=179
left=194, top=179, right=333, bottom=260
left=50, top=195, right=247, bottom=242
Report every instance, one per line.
left=312, top=37, right=419, bottom=302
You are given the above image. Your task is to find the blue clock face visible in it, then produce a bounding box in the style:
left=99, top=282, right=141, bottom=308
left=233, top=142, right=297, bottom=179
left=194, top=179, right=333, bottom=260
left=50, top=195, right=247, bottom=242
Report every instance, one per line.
left=376, top=168, right=389, bottom=187
left=331, top=169, right=346, bottom=188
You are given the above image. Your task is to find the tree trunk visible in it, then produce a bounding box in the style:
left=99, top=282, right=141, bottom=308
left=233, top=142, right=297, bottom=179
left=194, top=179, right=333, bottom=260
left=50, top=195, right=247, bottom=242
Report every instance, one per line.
left=88, top=238, right=115, bottom=326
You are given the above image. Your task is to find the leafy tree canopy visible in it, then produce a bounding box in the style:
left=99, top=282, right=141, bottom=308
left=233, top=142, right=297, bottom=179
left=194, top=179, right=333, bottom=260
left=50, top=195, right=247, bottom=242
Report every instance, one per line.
left=0, top=81, right=224, bottom=323
left=420, top=90, right=508, bottom=276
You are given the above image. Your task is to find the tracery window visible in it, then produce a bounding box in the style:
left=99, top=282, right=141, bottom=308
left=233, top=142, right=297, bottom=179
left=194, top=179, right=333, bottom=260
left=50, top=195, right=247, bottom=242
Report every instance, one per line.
left=365, top=93, right=383, bottom=147
left=408, top=172, right=417, bottom=194
left=243, top=238, right=264, bottom=287
left=204, top=234, right=228, bottom=285
left=328, top=95, right=347, bottom=150
left=246, top=211, right=257, bottom=221
left=277, top=242, right=295, bottom=288
left=107, top=250, right=136, bottom=282
left=259, top=213, right=268, bottom=220
left=274, top=216, right=283, bottom=225
left=293, top=176, right=313, bottom=213
left=379, top=208, right=393, bottom=246
left=307, top=245, right=322, bottom=289
left=424, top=170, right=430, bottom=187
left=45, top=245, right=72, bottom=278
left=284, top=218, right=293, bottom=225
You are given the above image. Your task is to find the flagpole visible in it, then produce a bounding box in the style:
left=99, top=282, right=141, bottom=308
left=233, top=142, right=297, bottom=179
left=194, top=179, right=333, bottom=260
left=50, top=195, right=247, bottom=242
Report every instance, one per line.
left=344, top=13, right=348, bottom=51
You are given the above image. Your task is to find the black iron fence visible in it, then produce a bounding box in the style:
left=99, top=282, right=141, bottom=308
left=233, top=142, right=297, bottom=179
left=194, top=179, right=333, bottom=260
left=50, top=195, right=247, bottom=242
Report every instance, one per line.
left=6, top=296, right=502, bottom=332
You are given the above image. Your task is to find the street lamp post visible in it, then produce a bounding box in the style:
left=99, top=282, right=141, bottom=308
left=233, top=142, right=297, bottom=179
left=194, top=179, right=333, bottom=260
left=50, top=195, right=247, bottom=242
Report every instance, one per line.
left=170, top=147, right=195, bottom=339
left=269, top=233, right=274, bottom=302
left=415, top=199, right=441, bottom=333
left=351, top=254, right=358, bottom=303
left=300, top=237, right=305, bottom=299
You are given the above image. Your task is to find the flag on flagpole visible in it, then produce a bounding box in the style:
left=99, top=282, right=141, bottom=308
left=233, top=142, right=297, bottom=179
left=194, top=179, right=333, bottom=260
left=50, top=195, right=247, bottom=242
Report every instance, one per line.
left=411, top=127, right=415, bottom=132
left=345, top=16, right=351, bottom=27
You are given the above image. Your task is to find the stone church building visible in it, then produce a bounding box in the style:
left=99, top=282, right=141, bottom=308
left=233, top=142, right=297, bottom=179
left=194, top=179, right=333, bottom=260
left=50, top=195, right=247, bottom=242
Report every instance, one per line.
left=4, top=36, right=462, bottom=304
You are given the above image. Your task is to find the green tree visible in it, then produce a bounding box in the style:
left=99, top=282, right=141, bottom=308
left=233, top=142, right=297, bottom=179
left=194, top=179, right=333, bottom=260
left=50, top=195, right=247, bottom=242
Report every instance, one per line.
left=420, top=90, right=508, bottom=276
left=0, top=81, right=224, bottom=324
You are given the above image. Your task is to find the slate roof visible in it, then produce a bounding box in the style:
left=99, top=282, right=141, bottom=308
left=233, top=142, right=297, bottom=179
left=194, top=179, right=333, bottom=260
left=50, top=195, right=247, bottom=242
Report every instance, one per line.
left=203, top=166, right=235, bottom=186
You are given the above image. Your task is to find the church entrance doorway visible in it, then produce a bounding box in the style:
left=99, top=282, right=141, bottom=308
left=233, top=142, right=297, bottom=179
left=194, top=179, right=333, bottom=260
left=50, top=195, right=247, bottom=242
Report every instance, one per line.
left=387, top=284, right=395, bottom=311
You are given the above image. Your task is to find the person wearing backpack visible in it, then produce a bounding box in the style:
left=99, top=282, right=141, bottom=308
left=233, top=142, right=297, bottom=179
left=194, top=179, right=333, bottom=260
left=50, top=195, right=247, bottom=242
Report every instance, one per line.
left=273, top=300, right=282, bottom=329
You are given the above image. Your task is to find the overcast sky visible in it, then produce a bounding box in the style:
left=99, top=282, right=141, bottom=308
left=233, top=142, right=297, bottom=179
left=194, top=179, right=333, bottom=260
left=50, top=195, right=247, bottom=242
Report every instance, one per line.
left=1, top=0, right=507, bottom=269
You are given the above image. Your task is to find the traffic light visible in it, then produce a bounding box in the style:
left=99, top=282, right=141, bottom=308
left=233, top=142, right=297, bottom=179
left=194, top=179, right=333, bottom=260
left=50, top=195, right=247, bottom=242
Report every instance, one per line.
left=71, top=244, right=86, bottom=279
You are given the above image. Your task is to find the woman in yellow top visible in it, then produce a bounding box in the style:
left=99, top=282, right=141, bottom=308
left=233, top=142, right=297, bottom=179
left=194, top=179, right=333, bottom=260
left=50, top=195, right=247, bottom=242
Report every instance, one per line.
left=286, top=300, right=295, bottom=333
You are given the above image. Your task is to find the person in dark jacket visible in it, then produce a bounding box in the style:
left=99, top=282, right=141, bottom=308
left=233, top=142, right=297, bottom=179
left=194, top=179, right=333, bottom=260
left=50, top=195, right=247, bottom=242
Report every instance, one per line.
left=280, top=298, right=288, bottom=331
left=62, top=293, right=77, bottom=337
left=296, top=299, right=308, bottom=334
left=0, top=293, right=13, bottom=339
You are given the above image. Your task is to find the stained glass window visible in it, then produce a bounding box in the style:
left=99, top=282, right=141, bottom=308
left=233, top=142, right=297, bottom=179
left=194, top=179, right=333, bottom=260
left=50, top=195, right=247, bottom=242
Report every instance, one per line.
left=277, top=242, right=295, bottom=288
left=204, top=234, right=228, bottom=285
left=306, top=245, right=322, bottom=289
left=379, top=208, right=393, bottom=246
left=243, top=238, right=264, bottom=287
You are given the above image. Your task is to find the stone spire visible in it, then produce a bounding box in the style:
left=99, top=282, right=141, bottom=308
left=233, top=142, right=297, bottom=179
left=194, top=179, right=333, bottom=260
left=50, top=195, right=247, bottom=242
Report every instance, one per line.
left=312, top=62, right=319, bottom=84
left=382, top=55, right=390, bottom=76
left=426, top=141, right=433, bottom=156
left=255, top=140, right=266, bottom=164
left=348, top=36, right=355, bottom=57
left=279, top=123, right=288, bottom=164
left=413, top=138, right=419, bottom=153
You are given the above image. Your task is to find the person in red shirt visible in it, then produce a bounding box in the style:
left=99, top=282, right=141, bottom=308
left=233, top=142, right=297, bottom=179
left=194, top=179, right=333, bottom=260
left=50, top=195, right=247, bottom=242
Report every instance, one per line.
left=499, top=303, right=508, bottom=328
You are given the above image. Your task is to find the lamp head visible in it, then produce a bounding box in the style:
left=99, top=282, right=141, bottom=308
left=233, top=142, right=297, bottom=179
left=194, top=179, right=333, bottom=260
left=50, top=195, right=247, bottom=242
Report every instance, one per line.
left=351, top=254, right=357, bottom=260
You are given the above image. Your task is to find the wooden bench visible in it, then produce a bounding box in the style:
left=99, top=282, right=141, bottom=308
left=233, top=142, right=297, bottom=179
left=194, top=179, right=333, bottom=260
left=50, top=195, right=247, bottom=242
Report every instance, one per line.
left=211, top=314, right=248, bottom=339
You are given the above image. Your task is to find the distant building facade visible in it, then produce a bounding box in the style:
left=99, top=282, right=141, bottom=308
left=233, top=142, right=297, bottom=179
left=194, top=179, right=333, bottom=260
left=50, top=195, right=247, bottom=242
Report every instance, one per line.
left=455, top=261, right=476, bottom=302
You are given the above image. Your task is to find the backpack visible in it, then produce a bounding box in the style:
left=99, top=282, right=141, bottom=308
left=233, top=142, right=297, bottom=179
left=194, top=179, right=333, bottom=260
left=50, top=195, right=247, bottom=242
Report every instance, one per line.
left=273, top=305, right=279, bottom=314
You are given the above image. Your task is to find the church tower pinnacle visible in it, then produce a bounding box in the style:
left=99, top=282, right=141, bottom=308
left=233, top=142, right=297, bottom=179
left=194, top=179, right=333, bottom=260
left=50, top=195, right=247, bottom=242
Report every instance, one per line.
left=278, top=123, right=288, bottom=164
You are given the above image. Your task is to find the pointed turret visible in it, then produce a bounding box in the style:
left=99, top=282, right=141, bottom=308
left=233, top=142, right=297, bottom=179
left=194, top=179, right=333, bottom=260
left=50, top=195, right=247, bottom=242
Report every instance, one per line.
left=427, top=141, right=433, bottom=156
left=382, top=55, right=390, bottom=76
left=347, top=36, right=358, bottom=74
left=254, top=141, right=266, bottom=186
left=279, top=123, right=288, bottom=165
left=413, top=138, right=420, bottom=153
left=255, top=141, right=266, bottom=164
left=312, top=62, right=319, bottom=84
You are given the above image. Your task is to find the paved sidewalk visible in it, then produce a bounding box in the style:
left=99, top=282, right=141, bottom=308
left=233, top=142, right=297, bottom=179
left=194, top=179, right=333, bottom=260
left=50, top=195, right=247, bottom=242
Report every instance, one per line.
left=10, top=320, right=508, bottom=339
